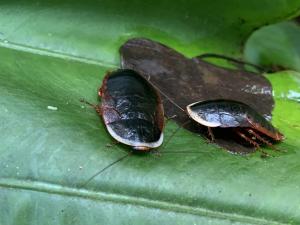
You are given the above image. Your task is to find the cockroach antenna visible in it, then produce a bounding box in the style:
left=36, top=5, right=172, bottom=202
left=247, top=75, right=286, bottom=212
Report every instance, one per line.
left=145, top=76, right=221, bottom=148
left=145, top=74, right=185, bottom=113
left=144, top=75, right=196, bottom=149
left=79, top=153, right=131, bottom=188
left=80, top=146, right=210, bottom=189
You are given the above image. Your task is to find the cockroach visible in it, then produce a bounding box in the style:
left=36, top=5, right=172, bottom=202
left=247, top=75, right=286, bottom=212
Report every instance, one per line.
left=82, top=69, right=164, bottom=151
left=186, top=99, right=284, bottom=148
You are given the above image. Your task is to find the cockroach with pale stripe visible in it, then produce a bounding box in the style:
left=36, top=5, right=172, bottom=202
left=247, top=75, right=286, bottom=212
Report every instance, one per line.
left=81, top=69, right=165, bottom=152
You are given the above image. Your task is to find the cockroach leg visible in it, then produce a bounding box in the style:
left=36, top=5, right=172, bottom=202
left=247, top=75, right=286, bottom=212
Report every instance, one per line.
left=164, top=115, right=177, bottom=129
left=247, top=129, right=272, bottom=146
left=235, top=129, right=260, bottom=148
left=207, top=127, right=215, bottom=142
left=150, top=150, right=162, bottom=157
left=106, top=140, right=119, bottom=148
left=258, top=148, right=272, bottom=158
left=246, top=129, right=285, bottom=152
left=80, top=98, right=102, bottom=114
left=165, top=115, right=177, bottom=122
left=235, top=129, right=271, bottom=157
left=80, top=98, right=96, bottom=107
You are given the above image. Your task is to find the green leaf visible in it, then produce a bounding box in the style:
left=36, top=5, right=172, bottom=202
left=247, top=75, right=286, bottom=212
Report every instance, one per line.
left=1, top=1, right=300, bottom=224
left=244, top=21, right=300, bottom=72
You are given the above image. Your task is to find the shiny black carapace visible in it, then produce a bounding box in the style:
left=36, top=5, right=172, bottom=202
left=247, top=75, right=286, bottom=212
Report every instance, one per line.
left=186, top=99, right=284, bottom=148
left=98, top=69, right=164, bottom=151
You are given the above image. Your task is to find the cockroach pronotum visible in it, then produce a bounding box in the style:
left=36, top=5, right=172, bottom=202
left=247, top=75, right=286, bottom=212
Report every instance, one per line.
left=82, top=69, right=164, bottom=151
left=186, top=99, right=284, bottom=148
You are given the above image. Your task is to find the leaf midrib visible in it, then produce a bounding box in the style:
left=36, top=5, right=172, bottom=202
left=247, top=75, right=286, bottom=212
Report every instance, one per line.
left=0, top=178, right=288, bottom=225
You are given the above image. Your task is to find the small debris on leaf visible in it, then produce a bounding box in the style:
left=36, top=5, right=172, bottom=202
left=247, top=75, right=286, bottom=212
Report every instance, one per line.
left=47, top=106, right=58, bottom=111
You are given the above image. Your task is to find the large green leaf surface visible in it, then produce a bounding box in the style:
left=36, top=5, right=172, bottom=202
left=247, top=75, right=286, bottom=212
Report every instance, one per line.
left=1, top=1, right=300, bottom=224
left=244, top=21, right=300, bottom=72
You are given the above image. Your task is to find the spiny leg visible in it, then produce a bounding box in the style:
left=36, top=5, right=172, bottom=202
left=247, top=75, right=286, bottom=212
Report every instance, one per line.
left=207, top=127, right=215, bottom=142
left=106, top=139, right=119, bottom=148
left=246, top=129, right=273, bottom=146
left=235, top=129, right=260, bottom=148
left=246, top=129, right=284, bottom=152
left=235, top=129, right=270, bottom=157
left=151, top=149, right=162, bottom=157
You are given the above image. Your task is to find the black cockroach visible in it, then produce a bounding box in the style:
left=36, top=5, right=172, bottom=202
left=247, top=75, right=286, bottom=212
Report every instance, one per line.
left=82, top=69, right=164, bottom=151
left=186, top=99, right=284, bottom=148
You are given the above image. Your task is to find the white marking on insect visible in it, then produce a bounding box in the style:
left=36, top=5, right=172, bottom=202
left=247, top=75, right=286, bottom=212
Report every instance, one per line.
left=186, top=103, right=221, bottom=127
